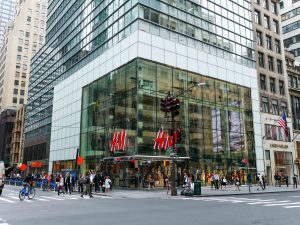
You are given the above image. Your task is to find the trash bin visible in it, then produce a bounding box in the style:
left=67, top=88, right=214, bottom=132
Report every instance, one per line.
left=194, top=180, right=201, bottom=195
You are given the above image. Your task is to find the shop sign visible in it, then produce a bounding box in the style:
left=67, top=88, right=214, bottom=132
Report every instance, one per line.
left=270, top=143, right=288, bottom=149
left=31, top=162, right=42, bottom=168
left=111, top=130, right=126, bottom=152
left=153, top=130, right=177, bottom=150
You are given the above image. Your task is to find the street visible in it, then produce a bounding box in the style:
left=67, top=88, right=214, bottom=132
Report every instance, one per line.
left=0, top=185, right=299, bottom=225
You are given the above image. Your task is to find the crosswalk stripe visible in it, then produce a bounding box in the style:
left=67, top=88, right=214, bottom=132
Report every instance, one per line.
left=34, top=198, right=50, bottom=202
left=284, top=205, right=300, bottom=208
left=0, top=223, right=10, bottom=225
left=40, top=196, right=64, bottom=201
left=265, top=202, right=300, bottom=206
left=0, top=197, right=15, bottom=203
left=6, top=196, right=21, bottom=201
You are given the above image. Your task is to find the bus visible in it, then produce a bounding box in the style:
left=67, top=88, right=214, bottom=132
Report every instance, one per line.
left=0, top=161, right=5, bottom=180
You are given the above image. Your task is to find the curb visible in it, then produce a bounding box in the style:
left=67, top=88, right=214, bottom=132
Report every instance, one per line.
left=193, top=189, right=300, bottom=198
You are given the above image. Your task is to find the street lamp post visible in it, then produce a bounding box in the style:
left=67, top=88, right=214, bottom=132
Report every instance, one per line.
left=161, top=82, right=205, bottom=196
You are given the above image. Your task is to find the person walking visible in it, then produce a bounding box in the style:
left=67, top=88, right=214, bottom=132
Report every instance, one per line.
left=256, top=173, right=264, bottom=190
left=94, top=174, right=99, bottom=193
left=234, top=177, right=240, bottom=191
left=262, top=175, right=266, bottom=190
left=104, top=176, right=112, bottom=196
left=285, top=175, right=289, bottom=187
left=221, top=177, right=227, bottom=190
left=165, top=176, right=170, bottom=195
left=210, top=174, right=215, bottom=191
left=78, top=175, right=84, bottom=193
left=0, top=177, right=4, bottom=196
left=81, top=173, right=92, bottom=198
left=214, top=173, right=220, bottom=190
left=293, top=175, right=297, bottom=189
left=65, top=173, right=72, bottom=194
left=58, top=174, right=65, bottom=196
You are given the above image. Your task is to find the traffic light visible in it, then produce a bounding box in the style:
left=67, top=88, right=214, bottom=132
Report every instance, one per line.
left=170, top=97, right=180, bottom=117
left=160, top=97, right=172, bottom=113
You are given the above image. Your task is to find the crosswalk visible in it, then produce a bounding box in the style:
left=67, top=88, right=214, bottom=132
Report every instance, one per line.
left=0, top=218, right=9, bottom=225
left=172, top=196, right=300, bottom=209
left=0, top=193, right=112, bottom=204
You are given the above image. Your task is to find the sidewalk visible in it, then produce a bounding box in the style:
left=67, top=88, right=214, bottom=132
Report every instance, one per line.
left=94, top=185, right=300, bottom=199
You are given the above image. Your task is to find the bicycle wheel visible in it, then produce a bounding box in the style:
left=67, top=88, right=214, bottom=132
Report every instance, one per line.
left=19, top=190, right=25, bottom=201
left=28, top=188, right=36, bottom=199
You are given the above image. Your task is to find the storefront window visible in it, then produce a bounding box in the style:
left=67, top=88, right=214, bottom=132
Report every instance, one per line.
left=80, top=59, right=256, bottom=186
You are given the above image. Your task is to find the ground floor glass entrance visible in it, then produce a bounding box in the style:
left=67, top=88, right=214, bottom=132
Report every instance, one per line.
left=80, top=58, right=257, bottom=187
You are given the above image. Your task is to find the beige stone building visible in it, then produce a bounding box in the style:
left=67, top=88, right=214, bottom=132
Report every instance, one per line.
left=10, top=105, right=25, bottom=166
left=251, top=0, right=296, bottom=185
left=285, top=50, right=300, bottom=177
left=0, top=0, right=47, bottom=110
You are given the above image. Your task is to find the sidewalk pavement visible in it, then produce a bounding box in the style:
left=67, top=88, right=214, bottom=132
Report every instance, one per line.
left=94, top=185, right=300, bottom=199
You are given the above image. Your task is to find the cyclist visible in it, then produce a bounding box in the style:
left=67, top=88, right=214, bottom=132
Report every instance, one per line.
left=23, top=174, right=33, bottom=193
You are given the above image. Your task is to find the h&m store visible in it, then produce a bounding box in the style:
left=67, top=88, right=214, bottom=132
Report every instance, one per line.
left=78, top=58, right=256, bottom=188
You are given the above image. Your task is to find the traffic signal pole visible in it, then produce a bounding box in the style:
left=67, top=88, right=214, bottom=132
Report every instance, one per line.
left=170, top=108, right=177, bottom=196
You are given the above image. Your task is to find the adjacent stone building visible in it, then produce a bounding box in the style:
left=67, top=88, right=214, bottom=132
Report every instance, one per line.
left=251, top=0, right=295, bottom=185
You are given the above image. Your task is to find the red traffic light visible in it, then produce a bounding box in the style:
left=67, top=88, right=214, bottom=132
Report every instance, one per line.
left=170, top=97, right=180, bottom=117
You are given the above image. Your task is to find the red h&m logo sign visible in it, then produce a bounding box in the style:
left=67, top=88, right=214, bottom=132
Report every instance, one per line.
left=153, top=130, right=177, bottom=150
left=111, top=130, right=126, bottom=152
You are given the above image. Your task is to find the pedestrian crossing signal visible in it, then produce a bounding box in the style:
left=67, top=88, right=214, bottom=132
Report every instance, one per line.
left=163, top=160, right=170, bottom=167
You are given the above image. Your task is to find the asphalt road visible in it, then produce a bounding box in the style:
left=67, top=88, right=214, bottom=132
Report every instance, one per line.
left=0, top=185, right=299, bottom=225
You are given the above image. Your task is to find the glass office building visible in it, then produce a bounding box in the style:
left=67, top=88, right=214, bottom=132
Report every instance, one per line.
left=79, top=58, right=256, bottom=187
left=0, top=0, right=16, bottom=46
left=26, top=0, right=262, bottom=181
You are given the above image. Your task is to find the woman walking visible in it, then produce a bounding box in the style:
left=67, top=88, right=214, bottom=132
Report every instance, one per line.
left=58, top=174, right=65, bottom=196
left=104, top=176, right=112, bottom=196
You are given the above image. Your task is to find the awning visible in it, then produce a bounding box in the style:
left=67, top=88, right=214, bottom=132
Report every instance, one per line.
left=30, top=162, right=42, bottom=168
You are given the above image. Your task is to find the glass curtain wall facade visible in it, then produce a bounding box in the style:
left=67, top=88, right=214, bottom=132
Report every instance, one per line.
left=0, top=0, right=16, bottom=46
left=26, top=0, right=255, bottom=172
left=80, top=59, right=256, bottom=187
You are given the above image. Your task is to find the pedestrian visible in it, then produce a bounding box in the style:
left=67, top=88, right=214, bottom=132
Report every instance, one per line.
left=285, top=175, right=289, bottom=187
left=235, top=177, right=240, bottom=191
left=293, top=175, right=297, bottom=189
left=247, top=173, right=252, bottom=192
left=147, top=174, right=154, bottom=191
left=214, top=173, right=220, bottom=190
left=65, top=173, right=72, bottom=194
left=256, top=173, right=264, bottom=190
left=221, top=177, right=227, bottom=190
left=81, top=173, right=92, bottom=198
left=78, top=175, right=84, bottom=193
left=94, top=174, right=99, bottom=193
left=104, top=176, right=112, bottom=196
left=89, top=171, right=95, bottom=195
left=0, top=176, right=4, bottom=196
left=262, top=175, right=266, bottom=190
left=58, top=174, right=65, bottom=196
left=165, top=176, right=170, bottom=195
left=210, top=174, right=215, bottom=191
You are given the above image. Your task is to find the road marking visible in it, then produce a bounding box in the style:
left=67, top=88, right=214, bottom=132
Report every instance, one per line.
left=0, top=218, right=9, bottom=225
left=34, top=198, right=50, bottom=202
left=40, top=196, right=64, bottom=201
left=3, top=189, right=19, bottom=194
left=6, top=196, right=20, bottom=200
left=0, top=197, right=15, bottom=203
left=264, top=201, right=300, bottom=206
left=284, top=205, right=300, bottom=208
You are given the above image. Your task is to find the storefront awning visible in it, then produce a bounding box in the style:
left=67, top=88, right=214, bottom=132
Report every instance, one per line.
left=103, top=155, right=190, bottom=162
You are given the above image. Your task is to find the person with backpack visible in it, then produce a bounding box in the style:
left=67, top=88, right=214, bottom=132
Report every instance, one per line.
left=81, top=173, right=92, bottom=198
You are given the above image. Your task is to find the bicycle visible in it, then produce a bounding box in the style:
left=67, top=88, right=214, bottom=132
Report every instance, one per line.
left=19, top=183, right=36, bottom=201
